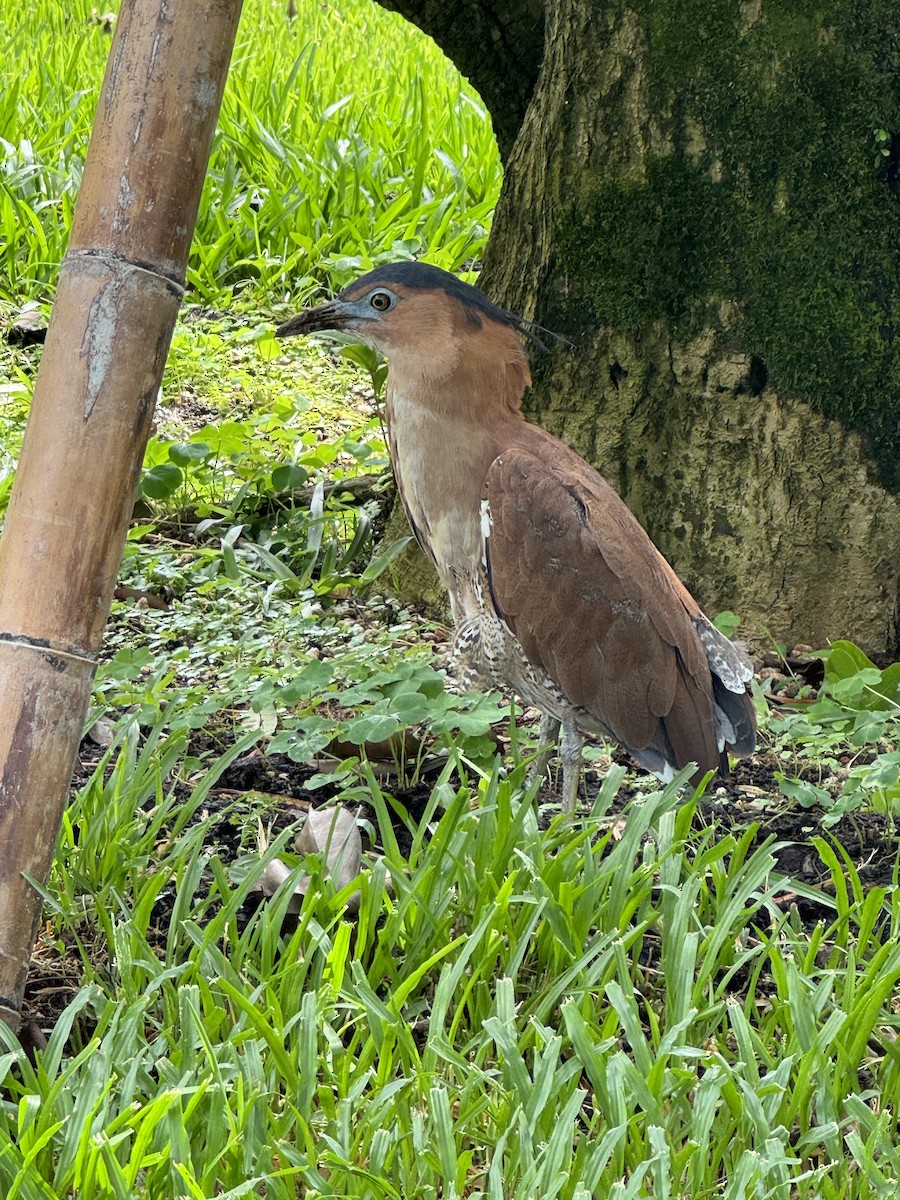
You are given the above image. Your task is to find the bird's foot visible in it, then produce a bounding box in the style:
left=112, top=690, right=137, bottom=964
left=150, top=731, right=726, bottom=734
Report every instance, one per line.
left=559, top=721, right=584, bottom=815
left=524, top=715, right=583, bottom=815
left=525, top=713, right=561, bottom=789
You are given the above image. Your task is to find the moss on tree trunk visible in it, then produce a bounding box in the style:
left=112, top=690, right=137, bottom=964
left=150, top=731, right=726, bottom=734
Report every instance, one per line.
left=380, top=0, right=900, bottom=652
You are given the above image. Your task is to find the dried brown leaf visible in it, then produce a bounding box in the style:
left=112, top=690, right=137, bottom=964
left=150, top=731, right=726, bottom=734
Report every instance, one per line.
left=295, top=805, right=361, bottom=893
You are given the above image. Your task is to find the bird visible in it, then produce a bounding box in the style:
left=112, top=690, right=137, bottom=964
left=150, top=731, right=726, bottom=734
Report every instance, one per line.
left=276, top=262, right=756, bottom=811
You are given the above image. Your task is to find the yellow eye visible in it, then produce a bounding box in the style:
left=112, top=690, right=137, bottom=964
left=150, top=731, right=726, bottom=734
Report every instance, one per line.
left=369, top=290, right=392, bottom=311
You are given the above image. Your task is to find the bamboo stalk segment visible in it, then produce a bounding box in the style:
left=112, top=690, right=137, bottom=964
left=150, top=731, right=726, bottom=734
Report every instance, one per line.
left=0, top=258, right=180, bottom=647
left=0, top=0, right=244, bottom=1030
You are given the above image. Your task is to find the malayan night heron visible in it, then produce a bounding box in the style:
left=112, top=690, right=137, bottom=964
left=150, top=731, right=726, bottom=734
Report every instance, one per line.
left=276, top=262, right=756, bottom=810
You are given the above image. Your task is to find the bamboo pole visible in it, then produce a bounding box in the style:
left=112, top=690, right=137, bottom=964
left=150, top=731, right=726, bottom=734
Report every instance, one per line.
left=0, top=0, right=244, bottom=1030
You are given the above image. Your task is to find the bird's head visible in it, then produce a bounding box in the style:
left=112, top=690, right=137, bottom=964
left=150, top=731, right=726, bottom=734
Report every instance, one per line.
left=276, top=262, right=540, bottom=394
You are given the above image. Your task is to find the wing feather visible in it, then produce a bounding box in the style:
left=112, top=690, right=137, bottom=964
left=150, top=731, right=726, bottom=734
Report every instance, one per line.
left=483, top=441, right=724, bottom=774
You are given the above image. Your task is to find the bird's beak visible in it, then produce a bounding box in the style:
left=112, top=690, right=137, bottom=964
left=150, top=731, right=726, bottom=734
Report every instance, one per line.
left=275, top=299, right=354, bottom=340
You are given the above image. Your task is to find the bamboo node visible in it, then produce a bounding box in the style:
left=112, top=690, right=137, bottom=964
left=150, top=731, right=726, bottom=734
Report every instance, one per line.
left=0, top=632, right=97, bottom=667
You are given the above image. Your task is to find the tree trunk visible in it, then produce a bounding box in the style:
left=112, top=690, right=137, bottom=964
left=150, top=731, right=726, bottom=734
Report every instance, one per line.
left=375, top=0, right=543, bottom=160
left=380, top=0, right=900, bottom=654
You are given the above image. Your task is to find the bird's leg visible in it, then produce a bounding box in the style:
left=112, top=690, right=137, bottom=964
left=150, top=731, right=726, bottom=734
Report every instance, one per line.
left=559, top=720, right=584, bottom=814
left=527, top=712, right=560, bottom=790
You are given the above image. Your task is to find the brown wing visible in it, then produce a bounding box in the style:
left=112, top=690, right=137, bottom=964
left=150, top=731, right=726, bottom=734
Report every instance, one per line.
left=482, top=441, right=724, bottom=775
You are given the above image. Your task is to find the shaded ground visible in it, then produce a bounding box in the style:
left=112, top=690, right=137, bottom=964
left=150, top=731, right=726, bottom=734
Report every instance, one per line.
left=202, top=736, right=900, bottom=897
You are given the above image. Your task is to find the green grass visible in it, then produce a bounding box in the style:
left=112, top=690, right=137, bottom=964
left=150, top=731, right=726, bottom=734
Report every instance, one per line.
left=0, top=0, right=500, bottom=306
left=3, top=727, right=900, bottom=1197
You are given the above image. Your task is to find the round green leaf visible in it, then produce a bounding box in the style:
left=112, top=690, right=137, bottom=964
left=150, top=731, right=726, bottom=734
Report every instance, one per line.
left=141, top=463, right=183, bottom=499
left=343, top=714, right=402, bottom=744
left=255, top=333, right=282, bottom=362
left=271, top=463, right=309, bottom=491
left=168, top=441, right=212, bottom=466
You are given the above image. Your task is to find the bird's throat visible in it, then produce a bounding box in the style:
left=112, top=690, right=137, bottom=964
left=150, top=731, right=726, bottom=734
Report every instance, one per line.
left=385, top=384, right=519, bottom=594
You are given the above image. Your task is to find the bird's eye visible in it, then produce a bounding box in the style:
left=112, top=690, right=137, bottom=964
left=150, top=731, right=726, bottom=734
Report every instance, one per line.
left=369, top=290, right=393, bottom=312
